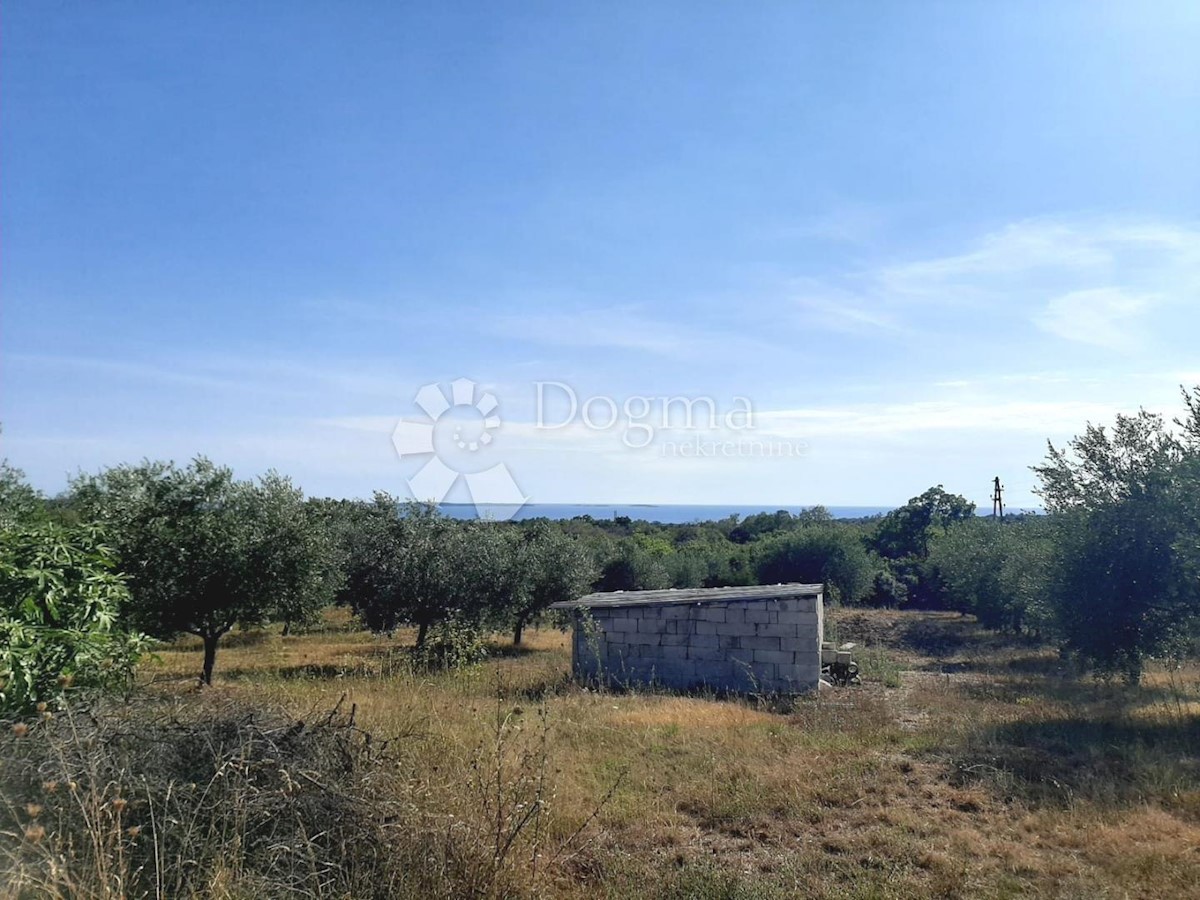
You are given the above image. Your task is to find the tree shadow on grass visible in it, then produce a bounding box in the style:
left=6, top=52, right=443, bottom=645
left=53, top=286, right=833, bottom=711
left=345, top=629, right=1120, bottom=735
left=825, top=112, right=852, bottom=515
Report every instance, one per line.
left=482, top=641, right=539, bottom=659
left=490, top=672, right=576, bottom=702
left=218, top=645, right=412, bottom=681
left=957, top=676, right=1198, bottom=714
left=945, top=712, right=1200, bottom=809
left=899, top=617, right=1036, bottom=656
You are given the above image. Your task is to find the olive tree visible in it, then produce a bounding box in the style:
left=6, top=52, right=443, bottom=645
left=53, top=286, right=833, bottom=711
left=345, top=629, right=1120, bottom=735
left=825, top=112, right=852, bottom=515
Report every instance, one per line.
left=929, top=517, right=1054, bottom=633
left=71, top=459, right=334, bottom=684
left=339, top=497, right=501, bottom=647
left=1032, top=388, right=1200, bottom=681
left=501, top=523, right=595, bottom=645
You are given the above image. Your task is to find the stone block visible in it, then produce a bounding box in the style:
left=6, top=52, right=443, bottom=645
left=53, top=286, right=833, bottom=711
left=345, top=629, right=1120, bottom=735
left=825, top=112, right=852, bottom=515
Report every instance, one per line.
left=775, top=663, right=819, bottom=683
left=754, top=623, right=785, bottom=638
left=753, top=649, right=795, bottom=665
left=655, top=658, right=696, bottom=678
left=726, top=654, right=755, bottom=674
left=637, top=617, right=666, bottom=634
left=566, top=591, right=825, bottom=696
left=694, top=660, right=733, bottom=680
left=731, top=663, right=776, bottom=692
left=777, top=611, right=820, bottom=627
left=721, top=605, right=744, bottom=622
left=742, top=635, right=781, bottom=652
left=712, top=620, right=755, bottom=637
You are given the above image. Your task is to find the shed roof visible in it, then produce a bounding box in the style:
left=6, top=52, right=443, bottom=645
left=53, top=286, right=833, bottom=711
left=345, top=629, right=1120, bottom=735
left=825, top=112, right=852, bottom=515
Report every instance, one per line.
left=550, top=583, right=823, bottom=611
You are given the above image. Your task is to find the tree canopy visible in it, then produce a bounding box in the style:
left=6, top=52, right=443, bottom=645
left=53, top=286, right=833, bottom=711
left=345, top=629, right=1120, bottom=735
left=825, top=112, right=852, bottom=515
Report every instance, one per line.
left=1032, top=389, right=1200, bottom=680
left=70, top=459, right=334, bottom=683
left=754, top=524, right=875, bottom=603
left=870, top=486, right=976, bottom=561
left=340, top=498, right=506, bottom=647
left=500, top=522, right=594, bottom=645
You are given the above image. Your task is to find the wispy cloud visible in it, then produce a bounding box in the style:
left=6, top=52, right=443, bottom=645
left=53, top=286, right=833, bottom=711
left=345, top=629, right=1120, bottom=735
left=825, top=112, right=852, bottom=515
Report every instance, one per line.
left=756, top=398, right=1122, bottom=438
left=1034, top=287, right=1153, bottom=350
left=488, top=305, right=774, bottom=359
left=8, top=352, right=420, bottom=402
left=790, top=290, right=906, bottom=335
left=874, top=217, right=1200, bottom=348
left=8, top=354, right=251, bottom=393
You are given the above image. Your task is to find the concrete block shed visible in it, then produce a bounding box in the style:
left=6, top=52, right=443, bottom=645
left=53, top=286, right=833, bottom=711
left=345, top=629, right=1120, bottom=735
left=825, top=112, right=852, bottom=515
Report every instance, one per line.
left=551, top=583, right=825, bottom=694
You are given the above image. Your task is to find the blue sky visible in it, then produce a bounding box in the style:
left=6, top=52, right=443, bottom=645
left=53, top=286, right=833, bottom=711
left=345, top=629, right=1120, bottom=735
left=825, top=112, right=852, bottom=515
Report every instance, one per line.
left=3, top=1, right=1199, bottom=509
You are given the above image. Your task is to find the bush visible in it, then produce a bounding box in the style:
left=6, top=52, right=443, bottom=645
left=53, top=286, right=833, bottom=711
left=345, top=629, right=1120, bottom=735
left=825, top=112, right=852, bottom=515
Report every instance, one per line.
left=596, top=541, right=672, bottom=592
left=0, top=523, right=146, bottom=715
left=0, top=692, right=618, bottom=899
left=753, top=525, right=874, bottom=603
left=1033, top=392, right=1200, bottom=680
left=412, top=616, right=491, bottom=670
left=0, top=695, right=406, bottom=899
left=929, top=517, right=1054, bottom=633
left=864, top=568, right=909, bottom=608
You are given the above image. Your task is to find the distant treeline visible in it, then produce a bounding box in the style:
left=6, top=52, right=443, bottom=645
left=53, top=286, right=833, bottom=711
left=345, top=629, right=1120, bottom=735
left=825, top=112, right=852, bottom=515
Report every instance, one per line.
left=3, top=385, right=1200, bottom=709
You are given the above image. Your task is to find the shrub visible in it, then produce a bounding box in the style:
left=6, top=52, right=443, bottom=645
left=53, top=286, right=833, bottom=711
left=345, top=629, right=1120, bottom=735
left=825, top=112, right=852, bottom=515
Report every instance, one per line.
left=0, top=522, right=146, bottom=715
left=0, top=692, right=619, bottom=899
left=412, top=616, right=490, bottom=670
left=1033, top=390, right=1200, bottom=680
left=864, top=568, right=909, bottom=608
left=753, top=525, right=874, bottom=603
left=929, top=517, right=1054, bottom=633
left=595, top=541, right=672, bottom=592
left=0, top=695, right=406, bottom=899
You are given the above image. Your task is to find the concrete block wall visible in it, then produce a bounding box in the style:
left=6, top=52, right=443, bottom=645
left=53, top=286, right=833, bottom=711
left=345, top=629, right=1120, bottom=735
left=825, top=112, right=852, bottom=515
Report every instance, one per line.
left=571, top=593, right=823, bottom=694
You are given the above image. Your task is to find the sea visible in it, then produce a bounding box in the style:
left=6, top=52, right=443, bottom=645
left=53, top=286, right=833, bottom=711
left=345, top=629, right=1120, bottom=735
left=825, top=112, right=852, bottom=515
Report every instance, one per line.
left=438, top=503, right=895, bottom=523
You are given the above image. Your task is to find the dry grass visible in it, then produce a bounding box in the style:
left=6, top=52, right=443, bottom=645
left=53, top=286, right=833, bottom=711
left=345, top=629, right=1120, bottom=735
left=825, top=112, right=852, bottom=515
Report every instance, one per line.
left=10, top=606, right=1200, bottom=898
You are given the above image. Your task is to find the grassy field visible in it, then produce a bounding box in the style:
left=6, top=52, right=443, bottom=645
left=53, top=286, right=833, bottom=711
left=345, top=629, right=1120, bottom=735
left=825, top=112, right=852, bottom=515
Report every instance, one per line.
left=110, top=606, right=1200, bottom=899
left=7, top=609, right=1197, bottom=898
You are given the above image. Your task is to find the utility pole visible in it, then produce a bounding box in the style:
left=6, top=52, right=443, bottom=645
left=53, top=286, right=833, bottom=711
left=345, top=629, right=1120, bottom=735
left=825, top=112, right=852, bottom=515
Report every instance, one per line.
left=991, top=476, right=1004, bottom=521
